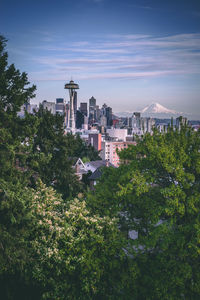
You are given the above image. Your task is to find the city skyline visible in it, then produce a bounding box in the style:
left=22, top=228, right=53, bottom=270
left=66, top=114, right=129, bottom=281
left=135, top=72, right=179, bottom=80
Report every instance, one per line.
left=1, top=0, right=200, bottom=118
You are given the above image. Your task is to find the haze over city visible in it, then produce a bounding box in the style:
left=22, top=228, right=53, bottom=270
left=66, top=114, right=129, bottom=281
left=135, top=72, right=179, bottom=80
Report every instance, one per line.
left=1, top=0, right=200, bottom=118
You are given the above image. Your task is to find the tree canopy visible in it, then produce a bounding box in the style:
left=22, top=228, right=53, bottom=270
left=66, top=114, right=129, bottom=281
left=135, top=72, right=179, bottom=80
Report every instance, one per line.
left=87, top=126, right=200, bottom=299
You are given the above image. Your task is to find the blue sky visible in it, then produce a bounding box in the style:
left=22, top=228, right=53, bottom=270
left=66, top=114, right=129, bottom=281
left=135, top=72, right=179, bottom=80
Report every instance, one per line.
left=1, top=0, right=200, bottom=117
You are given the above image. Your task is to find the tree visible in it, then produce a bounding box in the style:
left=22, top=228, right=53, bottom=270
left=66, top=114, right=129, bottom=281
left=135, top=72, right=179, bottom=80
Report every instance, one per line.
left=86, top=126, right=200, bottom=299
left=0, top=180, right=44, bottom=300
left=29, top=106, right=101, bottom=198
left=0, top=35, right=36, bottom=185
left=63, top=132, right=101, bottom=161
left=28, top=186, right=130, bottom=300
left=28, top=106, right=80, bottom=199
left=0, top=36, right=36, bottom=116
left=0, top=180, right=129, bottom=300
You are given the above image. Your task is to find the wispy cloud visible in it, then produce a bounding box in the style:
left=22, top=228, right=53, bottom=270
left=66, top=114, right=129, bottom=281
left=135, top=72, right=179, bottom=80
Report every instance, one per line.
left=31, top=30, right=61, bottom=42
left=13, top=32, right=200, bottom=82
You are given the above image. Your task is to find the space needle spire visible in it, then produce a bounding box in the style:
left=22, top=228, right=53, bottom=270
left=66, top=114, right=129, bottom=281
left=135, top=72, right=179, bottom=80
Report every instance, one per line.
left=64, top=79, right=79, bottom=130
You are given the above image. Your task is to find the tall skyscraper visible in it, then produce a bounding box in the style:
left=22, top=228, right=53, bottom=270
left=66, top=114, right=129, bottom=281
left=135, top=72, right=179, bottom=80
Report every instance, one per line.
left=89, top=96, right=96, bottom=124
left=89, top=96, right=96, bottom=107
left=101, top=103, right=108, bottom=116
left=56, top=98, right=65, bottom=115
left=79, top=102, right=88, bottom=116
left=105, top=107, right=112, bottom=126
left=132, top=112, right=141, bottom=129
left=94, top=105, right=100, bottom=122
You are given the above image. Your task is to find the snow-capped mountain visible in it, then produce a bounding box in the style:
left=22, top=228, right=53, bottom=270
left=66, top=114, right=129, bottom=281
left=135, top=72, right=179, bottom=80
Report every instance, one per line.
left=115, top=102, right=199, bottom=120
left=141, top=102, right=182, bottom=118
left=115, top=103, right=180, bottom=118
left=141, top=102, right=177, bottom=114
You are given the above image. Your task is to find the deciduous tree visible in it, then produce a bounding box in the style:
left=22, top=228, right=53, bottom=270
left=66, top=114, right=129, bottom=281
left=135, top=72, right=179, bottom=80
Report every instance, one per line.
left=87, top=126, right=200, bottom=299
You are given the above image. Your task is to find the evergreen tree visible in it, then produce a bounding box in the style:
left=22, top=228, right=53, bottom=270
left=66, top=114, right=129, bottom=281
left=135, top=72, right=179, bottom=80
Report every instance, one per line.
left=0, top=35, right=36, bottom=185
left=29, top=106, right=80, bottom=199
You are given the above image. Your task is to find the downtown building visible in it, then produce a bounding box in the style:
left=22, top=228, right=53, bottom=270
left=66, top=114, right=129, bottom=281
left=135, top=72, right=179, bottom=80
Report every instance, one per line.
left=100, top=140, right=136, bottom=167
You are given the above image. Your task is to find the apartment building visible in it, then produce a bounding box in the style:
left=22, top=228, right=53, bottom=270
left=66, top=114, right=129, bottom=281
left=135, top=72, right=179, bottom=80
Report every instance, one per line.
left=100, top=140, right=136, bottom=167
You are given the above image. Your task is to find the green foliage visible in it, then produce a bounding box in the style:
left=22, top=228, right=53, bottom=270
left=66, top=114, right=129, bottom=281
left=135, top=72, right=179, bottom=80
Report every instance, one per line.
left=28, top=106, right=80, bottom=199
left=0, top=179, right=130, bottom=300
left=63, top=132, right=101, bottom=161
left=28, top=106, right=100, bottom=198
left=29, top=185, right=129, bottom=299
left=0, top=35, right=36, bottom=186
left=0, top=36, right=36, bottom=116
left=87, top=126, right=200, bottom=299
left=0, top=181, right=43, bottom=299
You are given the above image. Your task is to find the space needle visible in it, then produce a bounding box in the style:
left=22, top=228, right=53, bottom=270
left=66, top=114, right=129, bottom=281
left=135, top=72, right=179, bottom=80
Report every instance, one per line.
left=64, top=79, right=79, bottom=130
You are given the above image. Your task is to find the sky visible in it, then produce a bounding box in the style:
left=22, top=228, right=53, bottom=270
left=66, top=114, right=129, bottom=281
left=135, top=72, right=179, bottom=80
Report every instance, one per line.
left=0, top=0, right=200, bottom=118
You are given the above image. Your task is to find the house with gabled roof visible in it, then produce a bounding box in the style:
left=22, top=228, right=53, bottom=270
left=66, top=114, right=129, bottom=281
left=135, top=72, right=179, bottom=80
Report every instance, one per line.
left=73, top=158, right=87, bottom=180
left=84, top=160, right=113, bottom=173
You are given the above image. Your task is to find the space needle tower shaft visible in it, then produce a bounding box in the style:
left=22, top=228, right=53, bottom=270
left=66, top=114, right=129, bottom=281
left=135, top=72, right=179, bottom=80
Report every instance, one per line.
left=64, top=80, right=79, bottom=130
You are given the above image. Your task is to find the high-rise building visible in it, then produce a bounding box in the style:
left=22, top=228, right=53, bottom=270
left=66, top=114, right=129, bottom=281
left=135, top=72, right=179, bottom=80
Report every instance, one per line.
left=100, top=140, right=136, bottom=167
left=127, top=117, right=132, bottom=128
left=101, top=103, right=107, bottom=117
left=56, top=98, right=65, bottom=115
left=80, top=102, right=88, bottom=116
left=140, top=117, right=155, bottom=134
left=83, top=115, right=88, bottom=130
left=89, top=96, right=96, bottom=107
left=89, top=96, right=97, bottom=124
left=176, top=116, right=187, bottom=130
left=94, top=105, right=100, bottom=122
left=132, top=112, right=141, bottom=129
left=42, top=100, right=56, bottom=114
left=147, top=118, right=155, bottom=133
left=88, top=133, right=102, bottom=151
left=140, top=117, right=148, bottom=133
left=105, top=107, right=112, bottom=126
left=100, top=115, right=107, bottom=127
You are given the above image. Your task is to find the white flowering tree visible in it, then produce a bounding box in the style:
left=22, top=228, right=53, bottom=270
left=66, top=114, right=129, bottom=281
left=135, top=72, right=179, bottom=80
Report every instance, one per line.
left=0, top=180, right=131, bottom=299
left=28, top=181, right=129, bottom=300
